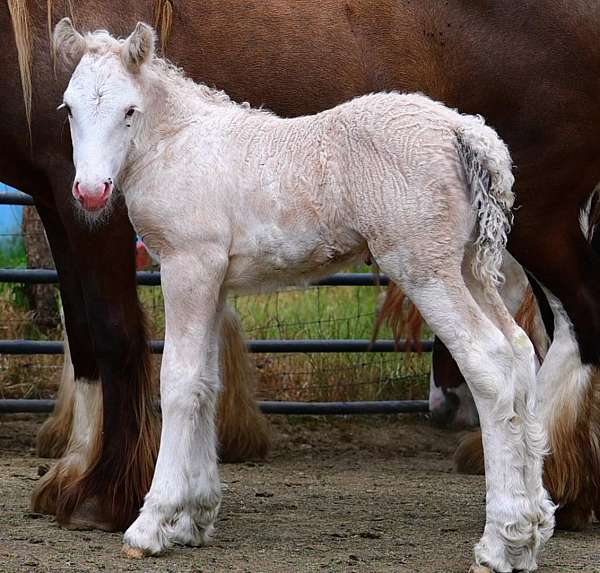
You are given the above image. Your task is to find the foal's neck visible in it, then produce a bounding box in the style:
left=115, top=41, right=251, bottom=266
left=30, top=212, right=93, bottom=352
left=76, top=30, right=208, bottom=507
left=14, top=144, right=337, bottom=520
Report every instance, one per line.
left=123, top=61, right=254, bottom=188
left=149, top=58, right=253, bottom=121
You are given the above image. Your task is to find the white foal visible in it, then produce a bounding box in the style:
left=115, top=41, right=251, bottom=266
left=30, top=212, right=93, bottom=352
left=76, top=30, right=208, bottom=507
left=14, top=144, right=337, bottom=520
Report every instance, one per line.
left=54, top=19, right=554, bottom=571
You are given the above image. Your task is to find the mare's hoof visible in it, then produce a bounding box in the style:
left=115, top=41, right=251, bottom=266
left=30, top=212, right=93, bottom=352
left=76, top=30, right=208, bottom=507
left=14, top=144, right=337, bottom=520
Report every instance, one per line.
left=555, top=503, right=592, bottom=531
left=61, top=498, right=115, bottom=532
left=37, top=464, right=50, bottom=477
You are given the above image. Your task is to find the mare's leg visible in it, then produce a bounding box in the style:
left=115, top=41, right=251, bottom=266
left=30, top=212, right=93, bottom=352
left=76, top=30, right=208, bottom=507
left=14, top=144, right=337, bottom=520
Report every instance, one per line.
left=509, top=206, right=600, bottom=530
left=30, top=198, right=107, bottom=523
left=37, top=325, right=75, bottom=458
left=123, top=249, right=227, bottom=557
left=218, top=305, right=271, bottom=462
left=374, top=244, right=549, bottom=571
left=33, top=188, right=160, bottom=531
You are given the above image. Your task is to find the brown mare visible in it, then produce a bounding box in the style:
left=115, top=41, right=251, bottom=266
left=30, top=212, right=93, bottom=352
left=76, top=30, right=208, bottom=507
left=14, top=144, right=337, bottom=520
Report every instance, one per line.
left=4, top=0, right=600, bottom=534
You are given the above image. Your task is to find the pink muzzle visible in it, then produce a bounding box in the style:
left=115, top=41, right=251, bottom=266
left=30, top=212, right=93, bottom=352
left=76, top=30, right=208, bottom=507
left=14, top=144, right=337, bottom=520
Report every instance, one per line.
left=73, top=181, right=113, bottom=211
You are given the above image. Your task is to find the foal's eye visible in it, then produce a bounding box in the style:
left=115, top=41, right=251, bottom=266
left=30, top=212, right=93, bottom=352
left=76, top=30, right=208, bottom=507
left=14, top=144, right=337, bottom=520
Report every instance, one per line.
left=125, top=108, right=136, bottom=118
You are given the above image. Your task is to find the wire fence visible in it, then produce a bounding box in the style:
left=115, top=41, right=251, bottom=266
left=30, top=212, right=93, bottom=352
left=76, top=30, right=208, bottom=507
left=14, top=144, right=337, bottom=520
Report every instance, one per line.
left=0, top=192, right=433, bottom=407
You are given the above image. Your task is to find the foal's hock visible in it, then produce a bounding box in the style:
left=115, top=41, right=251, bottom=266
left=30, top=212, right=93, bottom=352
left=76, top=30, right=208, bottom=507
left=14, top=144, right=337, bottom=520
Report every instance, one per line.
left=55, top=18, right=554, bottom=573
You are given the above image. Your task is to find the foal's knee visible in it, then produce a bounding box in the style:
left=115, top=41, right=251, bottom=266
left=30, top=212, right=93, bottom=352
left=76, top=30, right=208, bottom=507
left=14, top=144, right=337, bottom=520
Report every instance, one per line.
left=161, top=373, right=219, bottom=416
left=467, top=333, right=515, bottom=408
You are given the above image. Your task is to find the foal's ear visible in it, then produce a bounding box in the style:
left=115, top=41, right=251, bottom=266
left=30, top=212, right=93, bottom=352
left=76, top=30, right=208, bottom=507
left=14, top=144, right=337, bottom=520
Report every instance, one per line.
left=53, top=18, right=86, bottom=69
left=122, top=22, right=156, bottom=73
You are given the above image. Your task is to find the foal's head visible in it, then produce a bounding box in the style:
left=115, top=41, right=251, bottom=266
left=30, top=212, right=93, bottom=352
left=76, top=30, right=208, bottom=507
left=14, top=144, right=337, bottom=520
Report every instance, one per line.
left=54, top=19, right=156, bottom=213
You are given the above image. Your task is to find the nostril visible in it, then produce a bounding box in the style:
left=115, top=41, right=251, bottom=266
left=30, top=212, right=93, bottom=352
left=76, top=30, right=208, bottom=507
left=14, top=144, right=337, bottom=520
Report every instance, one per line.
left=74, top=182, right=82, bottom=199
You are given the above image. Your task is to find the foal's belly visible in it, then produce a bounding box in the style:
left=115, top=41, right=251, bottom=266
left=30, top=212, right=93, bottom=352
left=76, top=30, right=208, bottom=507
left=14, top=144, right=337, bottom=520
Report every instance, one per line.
left=224, top=229, right=363, bottom=293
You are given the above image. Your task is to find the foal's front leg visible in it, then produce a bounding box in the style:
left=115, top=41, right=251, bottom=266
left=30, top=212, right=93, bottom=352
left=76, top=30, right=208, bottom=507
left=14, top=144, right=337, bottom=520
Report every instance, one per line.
left=123, top=251, right=227, bottom=557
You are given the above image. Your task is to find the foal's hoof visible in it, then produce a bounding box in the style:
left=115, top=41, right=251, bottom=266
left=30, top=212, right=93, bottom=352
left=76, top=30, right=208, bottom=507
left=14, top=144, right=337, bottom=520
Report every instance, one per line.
left=122, top=544, right=147, bottom=559
left=469, top=566, right=494, bottom=573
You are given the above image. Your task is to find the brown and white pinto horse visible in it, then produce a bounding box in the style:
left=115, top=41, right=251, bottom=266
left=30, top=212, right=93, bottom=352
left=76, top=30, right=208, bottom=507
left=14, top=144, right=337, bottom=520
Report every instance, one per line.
left=4, top=0, right=600, bottom=536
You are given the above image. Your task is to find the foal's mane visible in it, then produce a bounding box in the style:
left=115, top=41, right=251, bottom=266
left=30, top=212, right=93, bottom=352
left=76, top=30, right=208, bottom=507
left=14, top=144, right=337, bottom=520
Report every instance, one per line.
left=80, top=29, right=247, bottom=112
left=7, top=0, right=175, bottom=141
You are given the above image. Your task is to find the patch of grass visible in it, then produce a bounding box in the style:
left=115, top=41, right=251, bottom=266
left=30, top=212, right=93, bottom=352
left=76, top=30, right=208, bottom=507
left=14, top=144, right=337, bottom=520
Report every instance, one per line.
left=0, top=237, right=30, bottom=309
left=139, top=280, right=431, bottom=402
left=0, top=236, right=26, bottom=268
left=0, top=288, right=63, bottom=399
left=0, top=235, right=63, bottom=396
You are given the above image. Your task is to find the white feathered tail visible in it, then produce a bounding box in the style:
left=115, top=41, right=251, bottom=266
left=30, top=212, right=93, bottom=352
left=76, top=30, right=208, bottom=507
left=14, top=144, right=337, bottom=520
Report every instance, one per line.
left=455, top=117, right=515, bottom=289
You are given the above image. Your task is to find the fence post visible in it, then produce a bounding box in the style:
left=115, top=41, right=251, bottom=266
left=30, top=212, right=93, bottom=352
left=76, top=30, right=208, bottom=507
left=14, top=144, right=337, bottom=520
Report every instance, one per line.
left=22, top=207, right=60, bottom=331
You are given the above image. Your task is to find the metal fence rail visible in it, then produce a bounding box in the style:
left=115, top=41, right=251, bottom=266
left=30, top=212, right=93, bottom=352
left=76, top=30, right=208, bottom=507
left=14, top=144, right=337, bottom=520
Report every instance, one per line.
left=0, top=190, right=34, bottom=205
left=0, top=189, right=430, bottom=416
left=0, top=268, right=390, bottom=286
left=0, top=339, right=431, bottom=355
left=0, top=399, right=429, bottom=415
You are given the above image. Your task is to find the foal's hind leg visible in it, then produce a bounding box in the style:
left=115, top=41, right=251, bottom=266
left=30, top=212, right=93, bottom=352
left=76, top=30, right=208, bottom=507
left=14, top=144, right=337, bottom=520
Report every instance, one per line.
left=375, top=254, right=547, bottom=572
left=462, top=250, right=555, bottom=546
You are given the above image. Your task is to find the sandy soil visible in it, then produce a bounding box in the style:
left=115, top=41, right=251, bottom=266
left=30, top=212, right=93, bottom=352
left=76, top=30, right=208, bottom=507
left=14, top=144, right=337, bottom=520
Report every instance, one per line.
left=0, top=414, right=598, bottom=573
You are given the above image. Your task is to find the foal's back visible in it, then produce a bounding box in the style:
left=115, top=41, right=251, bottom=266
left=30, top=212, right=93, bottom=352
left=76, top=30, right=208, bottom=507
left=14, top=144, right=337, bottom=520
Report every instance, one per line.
left=216, top=91, right=479, bottom=291
left=312, top=92, right=472, bottom=234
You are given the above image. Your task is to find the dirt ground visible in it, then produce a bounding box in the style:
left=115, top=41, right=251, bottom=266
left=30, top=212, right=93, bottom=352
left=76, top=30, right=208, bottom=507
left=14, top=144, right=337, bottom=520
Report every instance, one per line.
left=0, top=414, right=598, bottom=573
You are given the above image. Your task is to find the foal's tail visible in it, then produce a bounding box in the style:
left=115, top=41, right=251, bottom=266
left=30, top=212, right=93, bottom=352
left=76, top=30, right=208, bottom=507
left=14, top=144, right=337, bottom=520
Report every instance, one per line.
left=455, top=117, right=515, bottom=289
